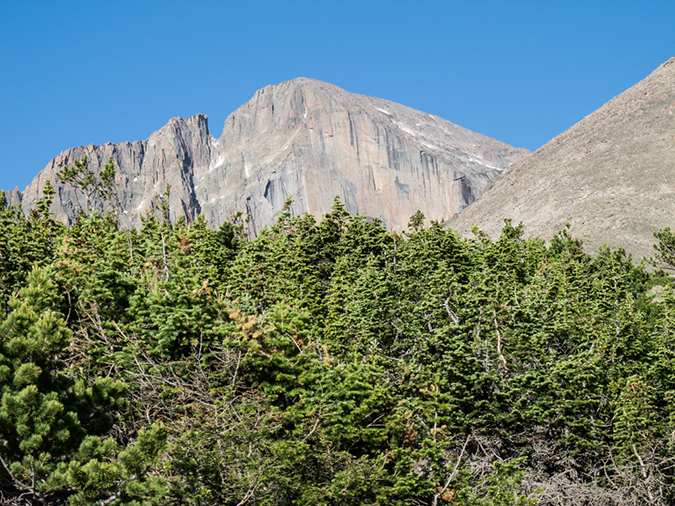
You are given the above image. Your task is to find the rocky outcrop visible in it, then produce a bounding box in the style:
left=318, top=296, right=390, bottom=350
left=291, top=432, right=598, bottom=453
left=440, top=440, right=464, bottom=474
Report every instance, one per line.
left=450, top=57, right=675, bottom=261
left=6, top=78, right=530, bottom=233
left=6, top=115, right=211, bottom=228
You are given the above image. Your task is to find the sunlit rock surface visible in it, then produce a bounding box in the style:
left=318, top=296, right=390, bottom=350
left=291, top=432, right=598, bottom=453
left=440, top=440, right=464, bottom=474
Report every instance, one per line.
left=450, top=57, right=675, bottom=261
left=7, top=78, right=530, bottom=234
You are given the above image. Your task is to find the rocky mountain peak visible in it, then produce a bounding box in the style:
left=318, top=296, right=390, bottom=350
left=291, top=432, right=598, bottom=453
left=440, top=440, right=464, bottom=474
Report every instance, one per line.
left=450, top=56, right=675, bottom=261
left=6, top=79, right=530, bottom=234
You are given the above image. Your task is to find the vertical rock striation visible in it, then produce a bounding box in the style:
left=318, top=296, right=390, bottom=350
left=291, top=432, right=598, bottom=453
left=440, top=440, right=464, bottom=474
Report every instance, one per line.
left=6, top=115, right=211, bottom=228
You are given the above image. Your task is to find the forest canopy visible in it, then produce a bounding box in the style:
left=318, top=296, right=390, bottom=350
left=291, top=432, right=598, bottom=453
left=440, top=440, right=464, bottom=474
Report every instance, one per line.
left=1, top=179, right=675, bottom=505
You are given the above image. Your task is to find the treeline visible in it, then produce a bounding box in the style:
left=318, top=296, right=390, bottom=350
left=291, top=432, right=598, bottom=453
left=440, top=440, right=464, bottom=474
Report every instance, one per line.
left=1, top=185, right=675, bottom=505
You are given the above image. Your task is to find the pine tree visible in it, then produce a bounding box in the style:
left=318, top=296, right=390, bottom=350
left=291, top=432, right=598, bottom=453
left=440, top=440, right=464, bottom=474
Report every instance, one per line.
left=0, top=267, right=132, bottom=504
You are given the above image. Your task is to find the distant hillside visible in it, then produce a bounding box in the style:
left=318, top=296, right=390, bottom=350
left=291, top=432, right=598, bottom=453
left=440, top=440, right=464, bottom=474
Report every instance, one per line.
left=450, top=57, right=675, bottom=261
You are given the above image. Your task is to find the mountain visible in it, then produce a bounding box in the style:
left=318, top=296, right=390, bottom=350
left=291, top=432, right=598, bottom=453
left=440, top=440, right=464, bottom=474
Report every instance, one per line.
left=450, top=57, right=675, bottom=261
left=5, top=78, right=530, bottom=234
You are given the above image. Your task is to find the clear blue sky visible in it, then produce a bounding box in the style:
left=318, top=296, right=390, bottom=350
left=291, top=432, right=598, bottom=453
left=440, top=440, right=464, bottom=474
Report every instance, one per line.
left=1, top=0, right=673, bottom=191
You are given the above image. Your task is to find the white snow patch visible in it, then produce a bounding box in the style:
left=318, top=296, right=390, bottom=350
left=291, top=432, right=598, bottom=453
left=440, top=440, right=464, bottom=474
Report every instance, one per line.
left=303, top=106, right=308, bottom=119
left=134, top=200, right=145, bottom=211
left=211, top=197, right=216, bottom=203
left=465, top=156, right=504, bottom=170
left=245, top=164, right=250, bottom=177
left=397, top=123, right=416, bottom=136
left=209, top=154, right=225, bottom=172
left=377, top=108, right=392, bottom=116
left=133, top=177, right=138, bottom=182
left=283, top=145, right=289, bottom=150
left=210, top=136, right=220, bottom=147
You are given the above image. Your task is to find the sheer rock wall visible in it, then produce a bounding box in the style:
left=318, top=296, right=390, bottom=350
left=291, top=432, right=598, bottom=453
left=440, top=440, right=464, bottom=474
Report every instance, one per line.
left=7, top=78, right=530, bottom=234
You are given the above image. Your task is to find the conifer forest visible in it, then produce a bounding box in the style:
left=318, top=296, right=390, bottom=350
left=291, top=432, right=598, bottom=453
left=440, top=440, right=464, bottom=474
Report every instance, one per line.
left=2, top=171, right=675, bottom=505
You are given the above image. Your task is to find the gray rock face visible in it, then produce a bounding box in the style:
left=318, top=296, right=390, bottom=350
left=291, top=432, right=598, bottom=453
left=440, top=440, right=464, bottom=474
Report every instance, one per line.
left=450, top=57, right=675, bottom=261
left=6, top=78, right=530, bottom=233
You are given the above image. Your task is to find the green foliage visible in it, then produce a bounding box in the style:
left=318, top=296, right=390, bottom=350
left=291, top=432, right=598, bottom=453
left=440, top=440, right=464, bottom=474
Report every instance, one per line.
left=57, top=422, right=167, bottom=506
left=56, top=155, right=117, bottom=213
left=470, top=457, right=542, bottom=506
left=2, top=181, right=675, bottom=504
left=654, top=226, right=675, bottom=270
left=0, top=267, right=163, bottom=505
left=0, top=181, right=65, bottom=313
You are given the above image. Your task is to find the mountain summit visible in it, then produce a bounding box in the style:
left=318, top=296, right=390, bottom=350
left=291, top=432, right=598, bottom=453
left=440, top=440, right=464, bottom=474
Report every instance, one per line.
left=6, top=78, right=530, bottom=233
left=450, top=57, right=675, bottom=261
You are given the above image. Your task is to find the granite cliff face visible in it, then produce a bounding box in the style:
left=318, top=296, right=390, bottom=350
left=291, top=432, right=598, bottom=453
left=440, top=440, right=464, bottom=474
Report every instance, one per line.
left=7, top=78, right=530, bottom=233
left=450, top=57, right=675, bottom=261
left=6, top=115, right=211, bottom=227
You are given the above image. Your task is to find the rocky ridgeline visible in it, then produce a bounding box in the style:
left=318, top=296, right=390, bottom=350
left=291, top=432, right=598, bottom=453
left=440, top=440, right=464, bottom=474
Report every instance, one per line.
left=6, top=78, right=530, bottom=234
left=450, top=57, right=675, bottom=261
